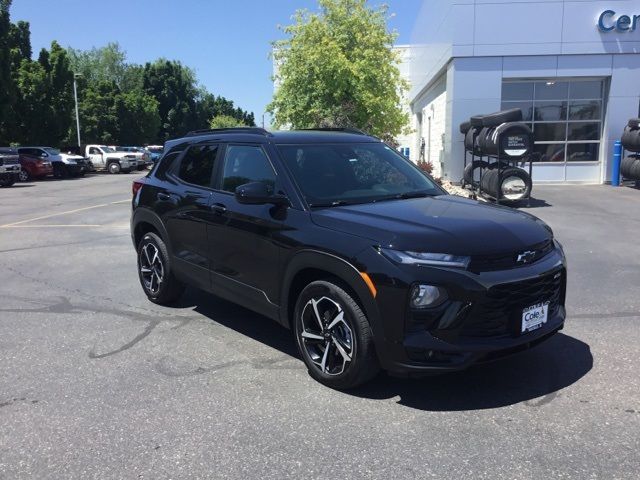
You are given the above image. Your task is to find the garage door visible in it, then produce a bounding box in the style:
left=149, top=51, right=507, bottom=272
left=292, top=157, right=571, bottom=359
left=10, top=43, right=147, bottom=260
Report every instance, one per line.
left=501, top=78, right=605, bottom=182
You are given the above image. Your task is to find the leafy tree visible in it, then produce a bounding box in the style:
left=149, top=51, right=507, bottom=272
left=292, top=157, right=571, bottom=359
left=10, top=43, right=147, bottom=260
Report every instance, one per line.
left=13, top=59, right=48, bottom=143
left=115, top=91, right=160, bottom=144
left=43, top=41, right=74, bottom=144
left=209, top=114, right=247, bottom=129
left=77, top=80, right=120, bottom=144
left=268, top=0, right=409, bottom=142
left=0, top=0, right=12, bottom=142
left=67, top=42, right=127, bottom=87
left=142, top=59, right=198, bottom=140
left=120, top=63, right=144, bottom=93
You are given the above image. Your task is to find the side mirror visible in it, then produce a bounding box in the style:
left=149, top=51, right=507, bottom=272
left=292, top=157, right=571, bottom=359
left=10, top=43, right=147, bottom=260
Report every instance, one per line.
left=41, top=152, right=49, bottom=158
left=235, top=182, right=288, bottom=206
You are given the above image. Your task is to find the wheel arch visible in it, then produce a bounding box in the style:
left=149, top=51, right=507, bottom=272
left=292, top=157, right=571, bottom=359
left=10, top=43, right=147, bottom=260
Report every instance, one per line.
left=132, top=208, right=172, bottom=252
left=280, top=250, right=381, bottom=337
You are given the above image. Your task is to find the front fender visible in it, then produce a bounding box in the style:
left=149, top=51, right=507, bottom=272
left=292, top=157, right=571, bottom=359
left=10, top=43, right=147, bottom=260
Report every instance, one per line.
left=280, top=249, right=382, bottom=342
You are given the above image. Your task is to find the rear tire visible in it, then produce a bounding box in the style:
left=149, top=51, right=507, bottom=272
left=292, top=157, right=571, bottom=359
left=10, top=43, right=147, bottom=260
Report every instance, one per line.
left=137, top=232, right=185, bottom=305
left=294, top=280, right=379, bottom=389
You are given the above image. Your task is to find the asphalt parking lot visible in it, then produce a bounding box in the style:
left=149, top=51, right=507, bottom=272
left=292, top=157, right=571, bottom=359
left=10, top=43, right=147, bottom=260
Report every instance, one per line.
left=1, top=174, right=639, bottom=479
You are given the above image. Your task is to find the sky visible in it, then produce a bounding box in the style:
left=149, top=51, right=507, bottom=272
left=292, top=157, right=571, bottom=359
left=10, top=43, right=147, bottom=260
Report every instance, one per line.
left=9, top=0, right=423, bottom=125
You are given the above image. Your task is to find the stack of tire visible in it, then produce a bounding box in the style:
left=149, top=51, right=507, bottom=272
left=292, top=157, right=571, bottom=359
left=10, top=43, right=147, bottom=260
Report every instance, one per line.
left=621, top=119, right=640, bottom=181
left=460, top=108, right=533, bottom=202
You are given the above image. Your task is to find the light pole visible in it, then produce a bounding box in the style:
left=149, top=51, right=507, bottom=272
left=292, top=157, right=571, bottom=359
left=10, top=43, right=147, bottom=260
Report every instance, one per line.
left=73, top=73, right=82, bottom=148
left=261, top=112, right=271, bottom=129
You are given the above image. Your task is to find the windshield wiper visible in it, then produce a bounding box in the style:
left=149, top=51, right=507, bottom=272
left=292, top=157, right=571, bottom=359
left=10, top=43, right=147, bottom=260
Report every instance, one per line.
left=373, top=191, right=436, bottom=202
left=308, top=200, right=352, bottom=208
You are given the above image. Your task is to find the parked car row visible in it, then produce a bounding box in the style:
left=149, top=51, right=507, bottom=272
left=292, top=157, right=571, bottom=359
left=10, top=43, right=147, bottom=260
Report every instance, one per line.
left=0, top=144, right=158, bottom=187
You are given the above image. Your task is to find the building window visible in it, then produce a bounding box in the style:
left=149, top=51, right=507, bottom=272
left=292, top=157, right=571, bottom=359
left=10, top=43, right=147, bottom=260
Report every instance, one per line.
left=501, top=79, right=605, bottom=163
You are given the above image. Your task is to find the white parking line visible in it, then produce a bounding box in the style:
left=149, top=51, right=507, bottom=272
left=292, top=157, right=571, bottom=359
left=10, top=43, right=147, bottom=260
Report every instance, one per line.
left=0, top=200, right=129, bottom=228
left=2, top=224, right=103, bottom=228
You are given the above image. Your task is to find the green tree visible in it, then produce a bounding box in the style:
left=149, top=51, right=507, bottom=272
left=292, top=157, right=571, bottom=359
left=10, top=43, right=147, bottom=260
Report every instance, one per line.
left=116, top=91, right=160, bottom=144
left=209, top=114, right=247, bottom=129
left=0, top=0, right=13, bottom=142
left=67, top=42, right=127, bottom=87
left=77, top=80, right=120, bottom=144
left=44, top=41, right=74, bottom=144
left=13, top=59, right=48, bottom=143
left=268, top=0, right=409, bottom=142
left=142, top=59, right=198, bottom=140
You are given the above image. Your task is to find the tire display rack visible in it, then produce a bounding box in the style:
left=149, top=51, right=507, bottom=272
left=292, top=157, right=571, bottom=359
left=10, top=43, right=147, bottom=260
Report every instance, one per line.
left=460, top=108, right=534, bottom=206
left=620, top=118, right=640, bottom=187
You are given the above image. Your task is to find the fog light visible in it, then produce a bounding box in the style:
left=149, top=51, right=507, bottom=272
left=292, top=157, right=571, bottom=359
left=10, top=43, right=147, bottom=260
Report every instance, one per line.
left=410, top=284, right=446, bottom=308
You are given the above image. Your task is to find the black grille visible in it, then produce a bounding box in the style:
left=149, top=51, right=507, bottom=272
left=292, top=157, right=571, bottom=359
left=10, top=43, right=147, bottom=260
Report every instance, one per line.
left=461, top=268, right=565, bottom=338
left=0, top=154, right=20, bottom=166
left=468, top=239, right=554, bottom=272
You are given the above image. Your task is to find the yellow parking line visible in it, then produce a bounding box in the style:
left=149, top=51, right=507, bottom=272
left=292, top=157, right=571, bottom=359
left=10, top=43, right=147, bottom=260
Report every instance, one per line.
left=0, top=199, right=129, bottom=227
left=111, top=199, right=131, bottom=204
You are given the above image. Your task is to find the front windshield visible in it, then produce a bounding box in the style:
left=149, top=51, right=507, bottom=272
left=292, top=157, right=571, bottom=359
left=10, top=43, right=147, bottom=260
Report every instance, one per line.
left=44, top=148, right=60, bottom=155
left=277, top=143, right=444, bottom=206
left=100, top=146, right=115, bottom=153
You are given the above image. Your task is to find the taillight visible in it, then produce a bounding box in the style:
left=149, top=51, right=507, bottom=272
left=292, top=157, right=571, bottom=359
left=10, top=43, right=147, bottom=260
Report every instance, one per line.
left=132, top=178, right=145, bottom=196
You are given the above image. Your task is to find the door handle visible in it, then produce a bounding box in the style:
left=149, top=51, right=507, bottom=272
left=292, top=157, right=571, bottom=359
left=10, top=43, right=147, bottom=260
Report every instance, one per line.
left=210, top=202, right=227, bottom=214
left=157, top=192, right=172, bottom=201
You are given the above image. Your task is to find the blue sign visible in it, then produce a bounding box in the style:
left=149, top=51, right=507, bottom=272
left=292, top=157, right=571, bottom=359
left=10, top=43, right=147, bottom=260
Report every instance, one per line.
left=598, top=10, right=640, bottom=32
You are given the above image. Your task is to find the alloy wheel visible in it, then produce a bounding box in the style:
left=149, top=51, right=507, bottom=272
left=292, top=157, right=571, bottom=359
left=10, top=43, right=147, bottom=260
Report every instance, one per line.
left=299, top=296, right=354, bottom=376
left=18, top=169, right=29, bottom=182
left=139, top=242, right=164, bottom=295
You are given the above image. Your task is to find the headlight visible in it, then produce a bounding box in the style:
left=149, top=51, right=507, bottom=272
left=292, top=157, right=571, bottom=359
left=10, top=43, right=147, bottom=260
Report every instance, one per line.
left=410, top=284, right=447, bottom=308
left=381, top=248, right=470, bottom=269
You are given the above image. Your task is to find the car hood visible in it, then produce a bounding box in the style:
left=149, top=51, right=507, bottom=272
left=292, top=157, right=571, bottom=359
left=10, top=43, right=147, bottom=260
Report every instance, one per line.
left=60, top=154, right=84, bottom=161
left=310, top=195, right=551, bottom=256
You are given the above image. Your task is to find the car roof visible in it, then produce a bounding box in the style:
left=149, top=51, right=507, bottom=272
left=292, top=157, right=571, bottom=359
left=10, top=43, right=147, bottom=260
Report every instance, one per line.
left=165, top=129, right=381, bottom=150
left=270, top=130, right=380, bottom=144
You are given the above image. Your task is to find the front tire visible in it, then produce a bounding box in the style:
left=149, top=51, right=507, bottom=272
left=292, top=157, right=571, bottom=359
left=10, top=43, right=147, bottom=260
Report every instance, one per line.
left=18, top=169, right=30, bottom=182
left=108, top=162, right=121, bottom=174
left=0, top=177, right=16, bottom=187
left=137, top=232, right=185, bottom=305
left=294, top=280, right=379, bottom=389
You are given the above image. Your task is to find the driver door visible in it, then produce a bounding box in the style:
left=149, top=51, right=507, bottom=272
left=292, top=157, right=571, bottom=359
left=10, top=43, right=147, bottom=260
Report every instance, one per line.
left=208, top=144, right=285, bottom=314
left=88, top=147, right=104, bottom=169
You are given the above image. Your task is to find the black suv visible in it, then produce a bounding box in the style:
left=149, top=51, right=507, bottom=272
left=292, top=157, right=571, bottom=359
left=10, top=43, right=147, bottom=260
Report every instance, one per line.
left=131, top=128, right=566, bottom=389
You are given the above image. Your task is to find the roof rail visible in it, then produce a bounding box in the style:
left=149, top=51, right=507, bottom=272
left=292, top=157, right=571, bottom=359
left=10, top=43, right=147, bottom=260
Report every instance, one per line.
left=185, top=127, right=272, bottom=137
left=300, top=127, right=369, bottom=136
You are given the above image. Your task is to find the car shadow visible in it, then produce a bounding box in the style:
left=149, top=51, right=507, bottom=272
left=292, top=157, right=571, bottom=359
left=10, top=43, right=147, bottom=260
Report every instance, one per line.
left=518, top=197, right=552, bottom=208
left=176, top=288, right=592, bottom=411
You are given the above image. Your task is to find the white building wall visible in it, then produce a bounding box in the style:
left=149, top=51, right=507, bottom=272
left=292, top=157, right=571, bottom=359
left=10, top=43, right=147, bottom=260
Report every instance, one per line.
left=412, top=76, right=447, bottom=177
left=407, top=0, right=640, bottom=184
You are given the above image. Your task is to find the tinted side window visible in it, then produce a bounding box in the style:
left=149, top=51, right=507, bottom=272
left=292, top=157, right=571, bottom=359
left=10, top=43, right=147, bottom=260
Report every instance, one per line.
left=220, top=145, right=276, bottom=193
left=176, top=145, right=218, bottom=187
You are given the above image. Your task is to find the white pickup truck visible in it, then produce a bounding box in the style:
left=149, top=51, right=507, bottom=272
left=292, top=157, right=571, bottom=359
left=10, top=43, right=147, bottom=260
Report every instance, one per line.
left=84, top=145, right=137, bottom=174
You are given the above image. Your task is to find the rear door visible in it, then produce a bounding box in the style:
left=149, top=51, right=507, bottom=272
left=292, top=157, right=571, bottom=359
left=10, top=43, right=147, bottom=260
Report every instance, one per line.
left=161, top=143, right=221, bottom=290
left=207, top=143, right=285, bottom=314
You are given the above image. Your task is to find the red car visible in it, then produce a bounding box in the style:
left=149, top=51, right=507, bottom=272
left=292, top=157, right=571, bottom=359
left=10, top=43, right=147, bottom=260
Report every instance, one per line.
left=16, top=147, right=54, bottom=181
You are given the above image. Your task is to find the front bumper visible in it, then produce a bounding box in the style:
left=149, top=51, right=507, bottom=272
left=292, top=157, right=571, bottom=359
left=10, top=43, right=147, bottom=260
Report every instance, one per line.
left=30, top=164, right=53, bottom=176
left=362, top=247, right=567, bottom=376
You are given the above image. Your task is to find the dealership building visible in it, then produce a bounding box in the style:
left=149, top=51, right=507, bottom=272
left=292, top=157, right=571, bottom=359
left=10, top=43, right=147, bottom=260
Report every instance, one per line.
left=398, top=0, right=640, bottom=184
